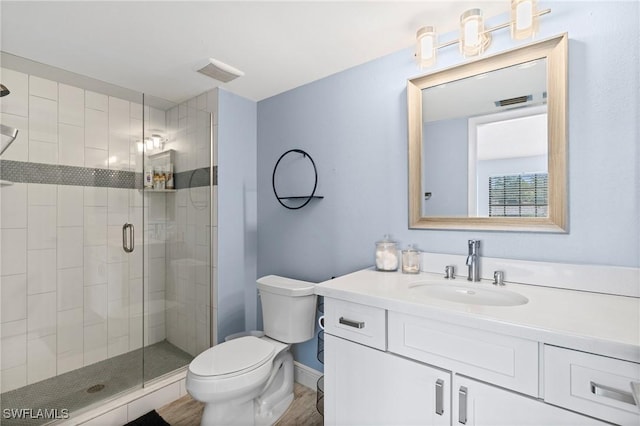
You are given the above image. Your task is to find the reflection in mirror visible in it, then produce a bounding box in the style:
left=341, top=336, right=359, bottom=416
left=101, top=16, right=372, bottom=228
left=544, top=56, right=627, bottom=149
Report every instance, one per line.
left=421, top=59, right=548, bottom=218
left=407, top=34, right=567, bottom=232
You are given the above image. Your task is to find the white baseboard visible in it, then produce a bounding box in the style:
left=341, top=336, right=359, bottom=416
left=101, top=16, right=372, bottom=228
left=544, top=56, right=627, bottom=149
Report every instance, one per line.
left=293, top=361, right=323, bottom=391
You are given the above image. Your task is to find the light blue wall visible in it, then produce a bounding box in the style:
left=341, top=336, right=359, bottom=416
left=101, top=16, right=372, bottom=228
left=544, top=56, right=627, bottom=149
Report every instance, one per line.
left=257, top=2, right=639, bottom=370
left=216, top=88, right=258, bottom=342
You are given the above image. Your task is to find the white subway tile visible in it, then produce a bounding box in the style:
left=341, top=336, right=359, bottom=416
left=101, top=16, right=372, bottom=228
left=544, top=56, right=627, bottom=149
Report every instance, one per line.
left=29, top=76, right=57, bottom=100
left=85, top=147, right=108, bottom=169
left=0, top=182, right=27, bottom=229
left=57, top=351, right=84, bottom=375
left=59, top=123, right=85, bottom=167
left=27, top=292, right=56, bottom=340
left=28, top=183, right=57, bottom=206
left=84, top=284, right=107, bottom=326
left=83, top=245, right=107, bottom=286
left=83, top=206, right=107, bottom=246
left=57, top=267, right=83, bottom=311
left=28, top=139, right=58, bottom=164
left=108, top=137, right=130, bottom=171
left=0, top=68, right=28, bottom=116
left=27, top=249, right=56, bottom=295
left=129, top=314, right=143, bottom=351
left=84, top=187, right=108, bottom=207
left=57, top=227, right=83, bottom=269
left=58, top=84, right=84, bottom=126
left=85, top=108, right=108, bottom=150
left=1, top=319, right=27, bottom=369
left=107, top=188, right=128, bottom=226
left=57, top=186, right=84, bottom=226
left=107, top=225, right=127, bottom=263
left=130, top=102, right=142, bottom=120
left=29, top=95, right=57, bottom=143
left=149, top=259, right=165, bottom=293
left=57, top=308, right=83, bottom=352
left=107, top=262, right=128, bottom=301
left=28, top=205, right=56, bottom=249
left=0, top=113, right=28, bottom=161
left=27, top=334, right=56, bottom=383
left=109, top=97, right=129, bottom=132
left=107, top=334, right=129, bottom=358
left=108, top=299, right=129, bottom=338
left=149, top=107, right=165, bottom=132
left=1, top=228, right=27, bottom=276
left=1, top=364, right=27, bottom=392
left=1, top=274, right=27, bottom=323
left=83, top=321, right=107, bottom=365
left=85, top=91, right=107, bottom=111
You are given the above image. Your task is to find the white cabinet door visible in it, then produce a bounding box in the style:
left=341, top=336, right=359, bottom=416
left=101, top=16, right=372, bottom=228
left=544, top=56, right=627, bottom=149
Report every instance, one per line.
left=452, top=375, right=607, bottom=426
left=325, top=333, right=450, bottom=426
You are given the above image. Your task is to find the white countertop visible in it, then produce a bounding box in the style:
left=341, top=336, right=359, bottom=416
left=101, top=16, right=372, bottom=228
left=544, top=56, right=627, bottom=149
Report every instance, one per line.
left=315, top=268, right=640, bottom=363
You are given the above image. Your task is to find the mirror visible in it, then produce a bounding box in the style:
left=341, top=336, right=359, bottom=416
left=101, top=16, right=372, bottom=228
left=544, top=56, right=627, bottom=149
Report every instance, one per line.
left=408, top=34, right=567, bottom=232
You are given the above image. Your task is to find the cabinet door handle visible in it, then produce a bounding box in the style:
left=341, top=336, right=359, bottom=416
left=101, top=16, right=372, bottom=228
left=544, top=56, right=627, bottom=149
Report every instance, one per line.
left=458, top=386, right=468, bottom=424
left=339, top=317, right=365, bottom=329
left=590, top=381, right=636, bottom=406
left=435, top=379, right=444, bottom=415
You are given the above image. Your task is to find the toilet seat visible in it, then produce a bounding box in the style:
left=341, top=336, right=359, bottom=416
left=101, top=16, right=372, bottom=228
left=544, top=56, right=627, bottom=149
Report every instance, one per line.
left=189, top=336, right=275, bottom=379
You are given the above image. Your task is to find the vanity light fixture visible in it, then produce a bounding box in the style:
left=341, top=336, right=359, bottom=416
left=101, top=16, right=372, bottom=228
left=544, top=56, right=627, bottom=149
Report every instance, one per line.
left=415, top=0, right=549, bottom=68
left=416, top=26, right=437, bottom=67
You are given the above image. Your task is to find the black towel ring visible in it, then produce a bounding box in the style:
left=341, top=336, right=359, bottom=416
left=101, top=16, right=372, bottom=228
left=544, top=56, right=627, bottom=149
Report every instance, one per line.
left=272, top=149, right=320, bottom=210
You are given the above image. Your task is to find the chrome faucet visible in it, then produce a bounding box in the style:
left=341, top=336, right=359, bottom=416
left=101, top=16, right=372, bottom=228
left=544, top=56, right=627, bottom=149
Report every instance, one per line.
left=466, top=240, right=480, bottom=282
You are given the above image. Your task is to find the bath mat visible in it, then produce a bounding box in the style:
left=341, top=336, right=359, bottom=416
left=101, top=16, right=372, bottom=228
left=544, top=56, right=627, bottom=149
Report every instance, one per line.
left=124, top=410, right=170, bottom=425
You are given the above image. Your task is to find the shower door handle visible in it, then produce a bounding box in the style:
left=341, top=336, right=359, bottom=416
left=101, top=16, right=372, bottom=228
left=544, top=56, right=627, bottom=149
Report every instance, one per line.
left=122, top=223, right=134, bottom=253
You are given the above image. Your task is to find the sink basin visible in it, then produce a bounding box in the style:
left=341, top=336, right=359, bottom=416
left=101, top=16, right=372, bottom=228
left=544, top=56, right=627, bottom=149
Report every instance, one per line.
left=409, top=281, right=528, bottom=306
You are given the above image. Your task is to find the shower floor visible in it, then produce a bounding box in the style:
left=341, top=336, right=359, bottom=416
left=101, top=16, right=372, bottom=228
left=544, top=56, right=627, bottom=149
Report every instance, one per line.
left=0, top=340, right=193, bottom=426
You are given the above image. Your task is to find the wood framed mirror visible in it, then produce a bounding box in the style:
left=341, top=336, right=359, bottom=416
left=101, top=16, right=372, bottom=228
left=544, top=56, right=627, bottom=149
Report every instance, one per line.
left=408, top=34, right=567, bottom=232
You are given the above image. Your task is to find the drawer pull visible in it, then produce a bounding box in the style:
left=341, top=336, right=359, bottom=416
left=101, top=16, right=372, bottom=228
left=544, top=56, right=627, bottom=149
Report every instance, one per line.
left=339, top=317, right=365, bottom=329
left=435, top=379, right=444, bottom=415
left=458, top=386, right=468, bottom=424
left=590, top=381, right=636, bottom=406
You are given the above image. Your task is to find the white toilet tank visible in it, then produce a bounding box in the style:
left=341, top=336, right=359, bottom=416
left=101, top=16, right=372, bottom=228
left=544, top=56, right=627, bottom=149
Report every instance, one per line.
left=257, top=275, right=317, bottom=344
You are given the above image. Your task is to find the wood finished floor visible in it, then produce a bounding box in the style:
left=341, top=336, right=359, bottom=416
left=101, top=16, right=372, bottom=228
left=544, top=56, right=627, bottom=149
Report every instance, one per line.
left=157, top=383, right=323, bottom=426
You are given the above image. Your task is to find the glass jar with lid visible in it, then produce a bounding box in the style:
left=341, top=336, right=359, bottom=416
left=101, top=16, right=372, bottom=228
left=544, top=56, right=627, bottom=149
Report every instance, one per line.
left=375, top=235, right=399, bottom=272
left=402, top=244, right=421, bottom=274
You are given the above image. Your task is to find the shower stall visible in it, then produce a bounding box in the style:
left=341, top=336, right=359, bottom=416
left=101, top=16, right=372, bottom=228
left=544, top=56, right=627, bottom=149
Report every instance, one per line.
left=0, top=54, right=217, bottom=424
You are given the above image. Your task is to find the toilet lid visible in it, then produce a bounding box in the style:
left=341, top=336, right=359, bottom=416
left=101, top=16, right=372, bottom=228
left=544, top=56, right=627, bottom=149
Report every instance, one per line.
left=189, top=336, right=275, bottom=377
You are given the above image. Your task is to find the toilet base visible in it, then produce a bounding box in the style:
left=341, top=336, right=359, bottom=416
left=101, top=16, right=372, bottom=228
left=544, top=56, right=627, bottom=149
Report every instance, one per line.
left=198, top=347, right=295, bottom=426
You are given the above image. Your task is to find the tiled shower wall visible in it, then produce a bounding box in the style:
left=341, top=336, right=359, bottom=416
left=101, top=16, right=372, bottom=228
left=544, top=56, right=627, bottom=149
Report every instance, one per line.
left=0, top=67, right=167, bottom=393
left=163, top=93, right=215, bottom=357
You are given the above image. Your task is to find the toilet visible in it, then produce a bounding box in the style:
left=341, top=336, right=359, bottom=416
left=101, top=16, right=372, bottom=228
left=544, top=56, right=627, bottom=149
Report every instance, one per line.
left=186, top=275, right=317, bottom=425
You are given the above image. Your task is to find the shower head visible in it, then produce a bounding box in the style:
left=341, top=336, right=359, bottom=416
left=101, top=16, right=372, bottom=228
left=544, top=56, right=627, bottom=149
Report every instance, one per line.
left=0, top=84, right=10, bottom=97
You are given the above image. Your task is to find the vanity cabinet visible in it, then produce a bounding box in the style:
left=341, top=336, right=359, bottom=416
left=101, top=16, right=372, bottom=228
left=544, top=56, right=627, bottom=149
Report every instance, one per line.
left=452, top=375, right=605, bottom=425
left=323, top=297, right=630, bottom=426
left=325, top=333, right=450, bottom=426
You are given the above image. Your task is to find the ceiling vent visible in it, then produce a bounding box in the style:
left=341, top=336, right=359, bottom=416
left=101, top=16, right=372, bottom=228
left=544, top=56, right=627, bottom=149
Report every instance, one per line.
left=197, top=58, right=244, bottom=83
left=494, top=94, right=533, bottom=107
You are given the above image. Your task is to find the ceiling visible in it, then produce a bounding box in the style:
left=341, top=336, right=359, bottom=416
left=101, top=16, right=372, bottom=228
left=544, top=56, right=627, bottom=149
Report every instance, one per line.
left=0, top=1, right=511, bottom=104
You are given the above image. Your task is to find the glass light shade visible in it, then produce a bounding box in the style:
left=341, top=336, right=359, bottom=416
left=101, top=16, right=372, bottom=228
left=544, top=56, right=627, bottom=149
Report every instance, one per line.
left=511, top=0, right=539, bottom=39
left=460, top=9, right=490, bottom=57
left=416, top=26, right=437, bottom=68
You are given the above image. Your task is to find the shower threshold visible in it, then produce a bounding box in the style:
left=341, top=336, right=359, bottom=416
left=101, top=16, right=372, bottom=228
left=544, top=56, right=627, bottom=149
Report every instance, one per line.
left=0, top=340, right=193, bottom=426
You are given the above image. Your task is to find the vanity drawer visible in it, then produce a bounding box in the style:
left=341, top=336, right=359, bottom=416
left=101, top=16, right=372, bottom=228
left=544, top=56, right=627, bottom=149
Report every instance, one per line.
left=388, top=311, right=538, bottom=396
left=544, top=345, right=640, bottom=425
left=324, top=298, right=386, bottom=351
